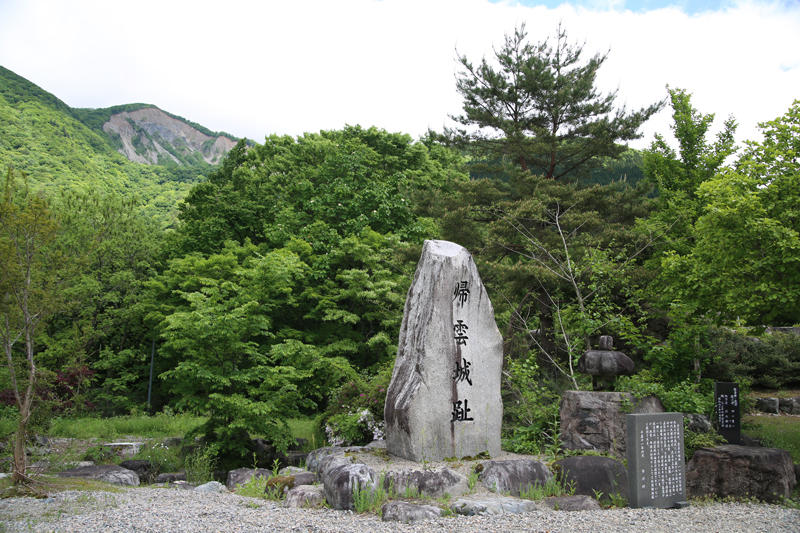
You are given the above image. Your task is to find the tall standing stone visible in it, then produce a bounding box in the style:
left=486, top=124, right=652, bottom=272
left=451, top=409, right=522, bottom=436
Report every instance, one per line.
left=384, top=240, right=502, bottom=462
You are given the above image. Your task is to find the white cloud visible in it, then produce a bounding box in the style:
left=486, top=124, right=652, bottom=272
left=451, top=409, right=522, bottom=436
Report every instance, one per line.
left=0, top=0, right=797, bottom=149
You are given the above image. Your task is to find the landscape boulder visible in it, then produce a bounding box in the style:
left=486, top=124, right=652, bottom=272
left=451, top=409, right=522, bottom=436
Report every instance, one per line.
left=541, top=495, right=601, bottom=511
left=284, top=485, right=325, bottom=508
left=226, top=467, right=272, bottom=490
left=119, top=460, right=156, bottom=484
left=58, top=464, right=139, bottom=486
left=478, top=459, right=552, bottom=496
left=322, top=462, right=378, bottom=510
left=754, top=397, right=779, bottom=414
left=686, top=445, right=797, bottom=502
left=553, top=455, right=627, bottom=499
left=381, top=501, right=443, bottom=522
left=779, top=397, right=800, bottom=415
left=560, top=391, right=664, bottom=457
left=383, top=467, right=469, bottom=498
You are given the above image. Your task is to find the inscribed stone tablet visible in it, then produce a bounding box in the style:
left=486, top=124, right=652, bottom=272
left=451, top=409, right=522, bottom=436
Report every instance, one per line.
left=384, top=240, right=503, bottom=462
left=714, top=382, right=740, bottom=444
left=626, top=413, right=686, bottom=508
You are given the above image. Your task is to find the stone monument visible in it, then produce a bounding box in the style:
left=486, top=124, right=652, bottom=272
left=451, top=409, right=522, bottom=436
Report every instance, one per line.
left=384, top=240, right=503, bottom=462
left=713, top=381, right=740, bottom=444
left=626, top=412, right=687, bottom=508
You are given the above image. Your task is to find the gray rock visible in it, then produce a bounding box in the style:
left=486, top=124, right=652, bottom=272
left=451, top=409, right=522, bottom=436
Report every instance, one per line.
left=755, top=397, right=780, bottom=414
left=318, top=454, right=352, bottom=478
left=365, top=439, right=387, bottom=449
left=290, top=471, right=316, bottom=486
left=684, top=413, right=712, bottom=433
left=278, top=466, right=306, bottom=475
left=553, top=455, right=627, bottom=499
left=779, top=397, right=800, bottom=415
left=479, top=459, right=552, bottom=496
left=306, top=447, right=345, bottom=473
left=119, top=460, right=156, bottom=484
left=58, top=464, right=139, bottom=486
left=322, top=463, right=378, bottom=510
left=686, top=445, right=797, bottom=502
left=383, top=467, right=469, bottom=498
left=226, top=467, right=272, bottom=490
left=560, top=391, right=664, bottom=457
left=381, top=501, right=443, bottom=522
left=450, top=496, right=539, bottom=515
left=385, top=240, right=503, bottom=462
left=542, top=495, right=602, bottom=511
left=195, top=481, right=227, bottom=493
left=284, top=485, right=325, bottom=508
left=156, top=472, right=186, bottom=483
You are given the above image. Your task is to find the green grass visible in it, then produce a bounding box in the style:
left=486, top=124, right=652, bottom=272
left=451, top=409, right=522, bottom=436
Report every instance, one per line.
left=744, top=415, right=800, bottom=463
left=46, top=413, right=206, bottom=439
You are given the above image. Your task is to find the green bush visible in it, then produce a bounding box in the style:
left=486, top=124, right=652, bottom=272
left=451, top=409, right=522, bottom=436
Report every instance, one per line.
left=184, top=445, right=217, bottom=484
left=684, top=428, right=725, bottom=461
left=615, top=370, right=714, bottom=415
left=324, top=411, right=378, bottom=447
left=321, top=365, right=391, bottom=446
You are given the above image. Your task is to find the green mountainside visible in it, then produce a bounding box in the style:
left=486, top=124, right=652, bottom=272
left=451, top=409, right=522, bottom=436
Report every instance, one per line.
left=0, top=66, right=236, bottom=224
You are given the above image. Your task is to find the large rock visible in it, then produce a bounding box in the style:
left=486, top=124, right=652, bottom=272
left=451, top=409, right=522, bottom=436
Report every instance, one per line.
left=119, top=460, right=156, bottom=484
left=156, top=472, right=186, bottom=483
left=686, top=445, right=797, bottom=502
left=226, top=467, right=272, bottom=490
left=381, top=501, right=443, bottom=522
left=553, top=455, right=627, bottom=499
left=383, top=467, right=469, bottom=498
left=58, top=464, right=139, bottom=486
left=385, top=240, right=503, bottom=462
left=754, top=397, right=779, bottom=414
left=779, top=397, right=800, bottom=415
left=322, top=463, right=378, bottom=510
left=284, top=485, right=325, bottom=508
left=478, top=459, right=552, bottom=496
left=306, top=447, right=346, bottom=473
left=560, top=391, right=664, bottom=457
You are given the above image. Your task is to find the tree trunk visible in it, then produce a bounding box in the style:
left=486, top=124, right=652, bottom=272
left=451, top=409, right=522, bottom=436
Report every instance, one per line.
left=12, top=416, right=27, bottom=483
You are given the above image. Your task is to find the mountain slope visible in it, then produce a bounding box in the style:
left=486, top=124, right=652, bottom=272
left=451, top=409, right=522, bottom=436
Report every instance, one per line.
left=0, top=66, right=228, bottom=224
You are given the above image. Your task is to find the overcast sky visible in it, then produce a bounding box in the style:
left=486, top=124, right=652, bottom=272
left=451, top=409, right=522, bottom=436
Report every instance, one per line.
left=1, top=0, right=798, bottom=150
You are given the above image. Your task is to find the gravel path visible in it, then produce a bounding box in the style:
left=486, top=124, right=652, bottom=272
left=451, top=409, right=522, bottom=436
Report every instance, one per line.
left=2, top=487, right=798, bottom=533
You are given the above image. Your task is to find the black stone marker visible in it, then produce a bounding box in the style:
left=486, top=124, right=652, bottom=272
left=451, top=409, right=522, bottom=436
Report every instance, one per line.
left=626, top=412, right=687, bottom=508
left=714, top=381, right=740, bottom=444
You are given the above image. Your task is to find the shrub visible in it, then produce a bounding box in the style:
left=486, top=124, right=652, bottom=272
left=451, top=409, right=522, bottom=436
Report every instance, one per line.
left=615, top=370, right=714, bottom=415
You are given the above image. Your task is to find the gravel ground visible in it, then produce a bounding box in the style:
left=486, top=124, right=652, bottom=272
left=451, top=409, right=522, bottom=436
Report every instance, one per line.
left=1, top=487, right=798, bottom=533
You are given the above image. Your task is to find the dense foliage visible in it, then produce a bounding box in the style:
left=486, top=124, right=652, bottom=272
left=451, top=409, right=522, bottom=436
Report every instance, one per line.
left=2, top=30, right=799, bottom=476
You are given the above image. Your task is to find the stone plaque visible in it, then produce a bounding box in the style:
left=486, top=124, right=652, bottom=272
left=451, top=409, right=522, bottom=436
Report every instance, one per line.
left=714, top=382, right=740, bottom=444
left=384, top=240, right=503, bottom=462
left=626, top=413, right=686, bottom=508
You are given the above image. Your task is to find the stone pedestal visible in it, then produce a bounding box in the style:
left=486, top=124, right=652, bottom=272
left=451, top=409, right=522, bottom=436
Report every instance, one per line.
left=559, top=391, right=664, bottom=457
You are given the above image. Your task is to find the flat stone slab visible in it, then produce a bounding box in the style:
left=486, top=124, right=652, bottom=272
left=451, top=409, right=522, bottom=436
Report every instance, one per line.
left=451, top=495, right=539, bottom=515
left=381, top=501, right=443, bottom=522
left=58, top=464, right=139, bottom=486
